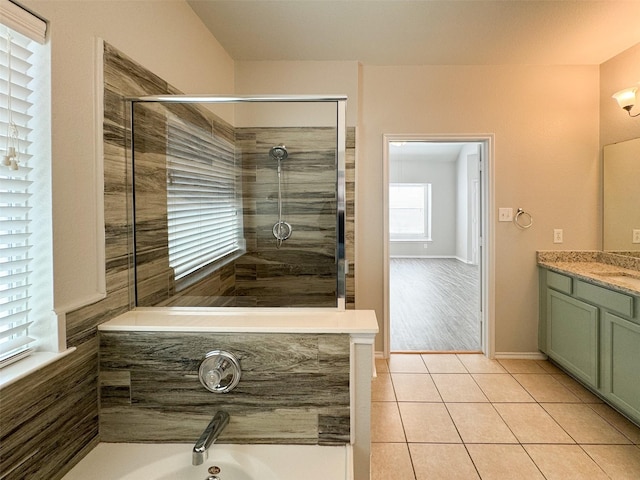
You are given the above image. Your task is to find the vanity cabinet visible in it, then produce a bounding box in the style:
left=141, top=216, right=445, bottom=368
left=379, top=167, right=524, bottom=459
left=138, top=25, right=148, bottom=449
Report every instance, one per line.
left=539, top=268, right=640, bottom=424
left=601, top=311, right=640, bottom=421
left=546, top=289, right=599, bottom=388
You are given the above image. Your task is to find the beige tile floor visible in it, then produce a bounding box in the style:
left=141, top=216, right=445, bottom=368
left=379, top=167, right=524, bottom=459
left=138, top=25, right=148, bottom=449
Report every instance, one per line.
left=372, top=354, right=640, bottom=480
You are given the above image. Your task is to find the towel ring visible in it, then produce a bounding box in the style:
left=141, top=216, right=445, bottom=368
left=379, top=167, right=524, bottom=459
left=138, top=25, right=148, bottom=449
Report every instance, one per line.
left=514, top=208, right=533, bottom=229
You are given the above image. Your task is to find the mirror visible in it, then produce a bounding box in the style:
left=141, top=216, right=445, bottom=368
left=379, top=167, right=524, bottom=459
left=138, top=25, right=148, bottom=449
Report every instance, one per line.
left=603, top=137, right=640, bottom=253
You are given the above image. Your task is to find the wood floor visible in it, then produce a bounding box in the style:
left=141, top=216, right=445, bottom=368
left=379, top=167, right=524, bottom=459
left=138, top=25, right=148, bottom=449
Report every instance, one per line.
left=390, top=258, right=481, bottom=352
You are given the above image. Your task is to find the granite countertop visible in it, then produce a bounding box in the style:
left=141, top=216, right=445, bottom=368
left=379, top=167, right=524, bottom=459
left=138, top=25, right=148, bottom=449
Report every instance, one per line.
left=537, top=251, right=640, bottom=296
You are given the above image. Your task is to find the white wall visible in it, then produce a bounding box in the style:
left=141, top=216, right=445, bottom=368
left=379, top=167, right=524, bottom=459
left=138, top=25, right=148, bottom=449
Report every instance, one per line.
left=22, top=0, right=235, bottom=312
left=455, top=145, right=480, bottom=263
left=389, top=155, right=457, bottom=257
left=359, top=65, right=600, bottom=353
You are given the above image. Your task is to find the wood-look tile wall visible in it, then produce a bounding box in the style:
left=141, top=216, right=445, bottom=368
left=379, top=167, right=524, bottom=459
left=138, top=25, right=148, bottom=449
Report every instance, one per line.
left=0, top=42, right=356, bottom=480
left=234, top=127, right=338, bottom=307
left=99, top=331, right=350, bottom=444
left=135, top=120, right=353, bottom=308
left=132, top=101, right=238, bottom=307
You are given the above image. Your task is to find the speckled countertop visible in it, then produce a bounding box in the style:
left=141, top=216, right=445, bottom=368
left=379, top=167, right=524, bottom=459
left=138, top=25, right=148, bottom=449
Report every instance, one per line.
left=537, top=251, right=640, bottom=296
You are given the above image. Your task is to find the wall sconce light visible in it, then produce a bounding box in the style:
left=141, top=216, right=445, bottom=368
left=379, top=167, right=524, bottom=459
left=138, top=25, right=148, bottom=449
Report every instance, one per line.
left=612, top=86, right=639, bottom=117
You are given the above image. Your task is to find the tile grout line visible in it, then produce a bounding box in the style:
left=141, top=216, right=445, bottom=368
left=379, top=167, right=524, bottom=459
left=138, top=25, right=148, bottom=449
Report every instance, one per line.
left=376, top=355, right=640, bottom=479
left=387, top=360, right=416, bottom=480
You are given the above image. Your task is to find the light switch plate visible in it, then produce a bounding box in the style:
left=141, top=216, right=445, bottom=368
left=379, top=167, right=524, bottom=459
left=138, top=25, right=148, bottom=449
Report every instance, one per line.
left=498, top=208, right=513, bottom=222
left=633, top=229, right=640, bottom=244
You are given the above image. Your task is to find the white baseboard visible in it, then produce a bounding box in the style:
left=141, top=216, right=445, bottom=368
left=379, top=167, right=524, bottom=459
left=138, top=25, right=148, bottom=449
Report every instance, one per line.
left=493, top=352, right=548, bottom=360
left=376, top=351, right=548, bottom=361
left=389, top=255, right=456, bottom=259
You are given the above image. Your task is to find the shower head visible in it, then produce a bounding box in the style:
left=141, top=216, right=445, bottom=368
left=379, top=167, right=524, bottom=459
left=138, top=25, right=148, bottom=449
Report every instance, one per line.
left=269, top=145, right=288, bottom=161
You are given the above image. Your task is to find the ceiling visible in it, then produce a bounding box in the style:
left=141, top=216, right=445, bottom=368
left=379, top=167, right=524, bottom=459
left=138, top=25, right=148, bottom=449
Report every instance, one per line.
left=187, top=0, right=640, bottom=66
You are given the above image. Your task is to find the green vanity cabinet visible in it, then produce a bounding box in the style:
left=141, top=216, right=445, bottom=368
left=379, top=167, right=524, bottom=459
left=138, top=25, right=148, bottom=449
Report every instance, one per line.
left=601, top=311, right=640, bottom=422
left=546, top=289, right=599, bottom=388
left=539, top=267, right=640, bottom=425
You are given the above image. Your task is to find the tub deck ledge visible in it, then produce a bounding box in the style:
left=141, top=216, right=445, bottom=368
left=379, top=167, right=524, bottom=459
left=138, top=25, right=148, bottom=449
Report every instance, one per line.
left=99, top=308, right=379, bottom=336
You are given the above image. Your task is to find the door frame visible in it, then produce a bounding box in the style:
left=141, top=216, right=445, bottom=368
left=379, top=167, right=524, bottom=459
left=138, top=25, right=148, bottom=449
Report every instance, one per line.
left=382, top=133, right=495, bottom=358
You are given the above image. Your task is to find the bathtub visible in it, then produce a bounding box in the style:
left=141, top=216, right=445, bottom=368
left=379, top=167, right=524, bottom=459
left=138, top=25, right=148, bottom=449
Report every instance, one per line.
left=62, top=443, right=352, bottom=480
left=94, top=309, right=377, bottom=480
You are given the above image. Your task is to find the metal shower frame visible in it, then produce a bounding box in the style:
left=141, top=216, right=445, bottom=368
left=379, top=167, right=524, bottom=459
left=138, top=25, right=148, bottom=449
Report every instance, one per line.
left=126, top=95, right=347, bottom=310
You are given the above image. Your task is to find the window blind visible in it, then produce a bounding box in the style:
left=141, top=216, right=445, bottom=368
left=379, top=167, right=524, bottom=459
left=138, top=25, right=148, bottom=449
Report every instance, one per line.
left=0, top=24, right=35, bottom=367
left=166, top=124, right=241, bottom=280
left=0, top=0, right=46, bottom=44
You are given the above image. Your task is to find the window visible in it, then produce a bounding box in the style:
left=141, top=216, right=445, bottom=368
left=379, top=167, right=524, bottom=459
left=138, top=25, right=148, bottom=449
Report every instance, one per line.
left=1, top=2, right=50, bottom=369
left=389, top=183, right=432, bottom=240
left=166, top=123, right=242, bottom=282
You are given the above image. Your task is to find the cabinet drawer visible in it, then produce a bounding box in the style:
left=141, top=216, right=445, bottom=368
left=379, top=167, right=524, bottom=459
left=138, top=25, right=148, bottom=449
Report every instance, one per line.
left=575, top=280, right=634, bottom=318
left=547, top=271, right=572, bottom=294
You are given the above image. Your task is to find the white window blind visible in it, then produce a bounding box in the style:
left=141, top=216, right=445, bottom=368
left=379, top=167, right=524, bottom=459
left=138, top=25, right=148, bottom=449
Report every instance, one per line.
left=0, top=0, right=47, bottom=45
left=0, top=24, right=36, bottom=367
left=166, top=124, right=241, bottom=280
left=389, top=183, right=432, bottom=240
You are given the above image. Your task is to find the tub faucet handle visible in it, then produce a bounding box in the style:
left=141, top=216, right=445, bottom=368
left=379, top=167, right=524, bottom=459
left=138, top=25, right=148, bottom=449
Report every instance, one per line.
left=198, top=350, right=241, bottom=393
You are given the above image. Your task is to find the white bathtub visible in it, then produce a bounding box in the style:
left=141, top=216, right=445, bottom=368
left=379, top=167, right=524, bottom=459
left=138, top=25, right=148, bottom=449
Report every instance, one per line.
left=62, top=443, right=352, bottom=480
left=95, top=309, right=377, bottom=480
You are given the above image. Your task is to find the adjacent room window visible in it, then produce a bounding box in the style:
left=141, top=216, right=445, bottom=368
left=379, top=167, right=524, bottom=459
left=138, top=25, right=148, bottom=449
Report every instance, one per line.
left=1, top=3, right=51, bottom=368
left=166, top=124, right=242, bottom=281
left=389, top=183, right=432, bottom=240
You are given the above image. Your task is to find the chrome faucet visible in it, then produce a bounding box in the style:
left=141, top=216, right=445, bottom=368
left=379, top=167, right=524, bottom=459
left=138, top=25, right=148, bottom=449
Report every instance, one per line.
left=192, top=411, right=230, bottom=466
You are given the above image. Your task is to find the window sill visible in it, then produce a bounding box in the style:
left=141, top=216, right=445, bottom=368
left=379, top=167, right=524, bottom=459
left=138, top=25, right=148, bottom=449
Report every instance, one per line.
left=175, top=249, right=245, bottom=292
left=0, top=348, right=76, bottom=390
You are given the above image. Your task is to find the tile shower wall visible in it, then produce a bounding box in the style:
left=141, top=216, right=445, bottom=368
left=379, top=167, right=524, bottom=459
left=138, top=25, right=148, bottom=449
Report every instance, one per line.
left=129, top=65, right=356, bottom=308
left=99, top=332, right=350, bottom=444
left=235, top=127, right=339, bottom=307
left=0, top=42, right=356, bottom=480
left=133, top=101, right=238, bottom=307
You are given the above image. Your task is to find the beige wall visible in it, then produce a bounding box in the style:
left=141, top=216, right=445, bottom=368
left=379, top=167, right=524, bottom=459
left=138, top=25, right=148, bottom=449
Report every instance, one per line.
left=23, top=0, right=235, bottom=312
left=19, top=1, right=638, bottom=356
left=359, top=65, right=601, bottom=353
left=234, top=60, right=360, bottom=127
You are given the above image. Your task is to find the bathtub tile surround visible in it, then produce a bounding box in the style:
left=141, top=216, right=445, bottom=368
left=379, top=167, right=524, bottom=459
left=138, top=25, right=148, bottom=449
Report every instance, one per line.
left=0, top=340, right=99, bottom=480
left=100, top=331, right=351, bottom=444
left=98, top=309, right=378, bottom=480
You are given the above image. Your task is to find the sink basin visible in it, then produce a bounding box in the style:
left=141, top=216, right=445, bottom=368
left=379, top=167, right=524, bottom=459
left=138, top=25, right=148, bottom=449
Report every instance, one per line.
left=604, top=276, right=640, bottom=289
left=594, top=271, right=640, bottom=289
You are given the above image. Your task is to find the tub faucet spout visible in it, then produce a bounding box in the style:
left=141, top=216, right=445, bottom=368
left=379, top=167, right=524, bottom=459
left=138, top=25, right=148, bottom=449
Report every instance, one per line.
left=192, top=411, right=230, bottom=466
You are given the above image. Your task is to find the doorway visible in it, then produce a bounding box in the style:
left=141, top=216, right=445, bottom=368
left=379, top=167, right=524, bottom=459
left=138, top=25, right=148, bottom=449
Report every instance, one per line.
left=383, top=135, right=494, bottom=356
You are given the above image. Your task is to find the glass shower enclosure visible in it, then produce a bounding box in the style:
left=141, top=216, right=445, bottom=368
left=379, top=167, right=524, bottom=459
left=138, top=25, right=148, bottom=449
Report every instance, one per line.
left=127, top=96, right=346, bottom=309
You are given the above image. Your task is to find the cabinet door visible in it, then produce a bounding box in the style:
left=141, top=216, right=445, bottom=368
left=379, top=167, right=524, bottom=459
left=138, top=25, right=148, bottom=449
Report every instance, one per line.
left=601, top=312, right=640, bottom=424
left=547, top=290, right=599, bottom=388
